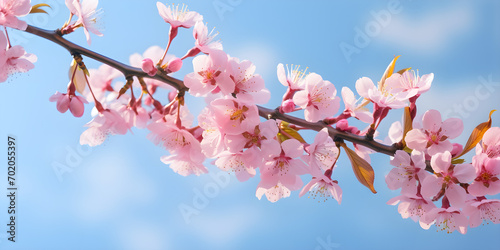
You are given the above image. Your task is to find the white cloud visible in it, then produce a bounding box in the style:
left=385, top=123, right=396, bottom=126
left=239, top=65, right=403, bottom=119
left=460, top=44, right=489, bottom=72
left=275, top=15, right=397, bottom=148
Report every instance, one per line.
left=378, top=4, right=475, bottom=53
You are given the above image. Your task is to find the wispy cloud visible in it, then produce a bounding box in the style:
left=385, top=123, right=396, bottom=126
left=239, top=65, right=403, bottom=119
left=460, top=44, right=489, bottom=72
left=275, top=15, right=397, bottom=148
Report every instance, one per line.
left=378, top=4, right=475, bottom=53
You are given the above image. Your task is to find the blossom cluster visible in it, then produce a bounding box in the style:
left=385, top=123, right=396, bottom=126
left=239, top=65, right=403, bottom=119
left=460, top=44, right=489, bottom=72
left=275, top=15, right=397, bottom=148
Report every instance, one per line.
left=387, top=114, right=500, bottom=234
left=0, top=0, right=37, bottom=82
left=1, top=0, right=498, bottom=234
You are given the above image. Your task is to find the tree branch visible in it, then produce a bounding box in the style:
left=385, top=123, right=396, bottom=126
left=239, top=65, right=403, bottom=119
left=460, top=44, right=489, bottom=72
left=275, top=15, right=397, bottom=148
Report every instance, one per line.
left=25, top=25, right=186, bottom=92
left=23, top=24, right=398, bottom=157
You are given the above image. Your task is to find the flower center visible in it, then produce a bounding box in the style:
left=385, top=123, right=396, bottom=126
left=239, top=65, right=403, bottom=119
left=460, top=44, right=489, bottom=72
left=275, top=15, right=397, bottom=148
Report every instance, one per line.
left=199, top=70, right=220, bottom=85
left=230, top=106, right=249, bottom=121
left=172, top=4, right=189, bottom=21
left=286, top=64, right=308, bottom=87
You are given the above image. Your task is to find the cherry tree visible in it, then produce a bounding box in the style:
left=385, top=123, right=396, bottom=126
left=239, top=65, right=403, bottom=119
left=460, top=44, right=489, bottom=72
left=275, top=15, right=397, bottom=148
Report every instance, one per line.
left=1, top=0, right=499, bottom=235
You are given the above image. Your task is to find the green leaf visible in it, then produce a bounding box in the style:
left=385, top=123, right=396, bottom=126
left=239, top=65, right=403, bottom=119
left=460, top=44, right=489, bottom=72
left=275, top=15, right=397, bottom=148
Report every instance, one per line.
left=340, top=142, right=376, bottom=193
left=403, top=146, right=412, bottom=154
left=278, top=121, right=306, bottom=143
left=451, top=158, right=465, bottom=164
left=453, top=110, right=496, bottom=159
left=30, top=3, right=51, bottom=14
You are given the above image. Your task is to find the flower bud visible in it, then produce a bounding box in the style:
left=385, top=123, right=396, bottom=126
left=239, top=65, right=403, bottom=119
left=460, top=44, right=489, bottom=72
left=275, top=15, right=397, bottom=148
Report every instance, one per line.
left=166, top=57, right=183, bottom=73
left=451, top=143, right=463, bottom=157
left=141, top=58, right=157, bottom=76
left=280, top=99, right=295, bottom=113
left=336, top=119, right=349, bottom=131
left=69, top=96, right=86, bottom=117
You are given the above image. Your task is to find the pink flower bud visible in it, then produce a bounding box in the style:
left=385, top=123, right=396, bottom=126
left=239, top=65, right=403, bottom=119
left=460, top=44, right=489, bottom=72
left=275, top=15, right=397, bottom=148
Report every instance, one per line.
left=336, top=119, right=349, bottom=131
left=451, top=143, right=463, bottom=157
left=166, top=57, right=183, bottom=73
left=69, top=96, right=86, bottom=117
left=141, top=58, right=157, bottom=76
left=49, top=91, right=70, bottom=113
left=280, top=99, right=295, bottom=113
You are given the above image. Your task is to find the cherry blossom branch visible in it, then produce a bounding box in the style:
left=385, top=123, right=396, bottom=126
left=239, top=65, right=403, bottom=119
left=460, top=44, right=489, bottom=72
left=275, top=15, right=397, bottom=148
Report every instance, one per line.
left=258, top=106, right=397, bottom=155
left=24, top=25, right=186, bottom=92
left=23, top=24, right=398, bottom=157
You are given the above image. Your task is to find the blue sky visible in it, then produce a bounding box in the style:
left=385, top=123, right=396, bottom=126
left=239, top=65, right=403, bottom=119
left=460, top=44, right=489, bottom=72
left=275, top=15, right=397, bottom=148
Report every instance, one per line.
left=0, top=0, right=499, bottom=249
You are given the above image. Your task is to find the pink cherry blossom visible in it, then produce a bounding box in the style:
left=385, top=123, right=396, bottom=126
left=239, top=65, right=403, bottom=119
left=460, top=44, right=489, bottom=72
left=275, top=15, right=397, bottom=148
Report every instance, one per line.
left=419, top=206, right=468, bottom=234
left=341, top=87, right=373, bottom=124
left=116, top=103, right=149, bottom=129
left=277, top=63, right=306, bottom=90
left=386, top=150, right=428, bottom=196
left=0, top=0, right=31, bottom=30
left=215, top=148, right=261, bottom=182
left=161, top=151, right=207, bottom=177
left=293, top=73, right=340, bottom=122
left=421, top=151, right=475, bottom=208
left=184, top=50, right=234, bottom=96
left=0, top=31, right=37, bottom=82
left=156, top=2, right=202, bottom=29
left=49, top=91, right=88, bottom=117
left=209, top=97, right=260, bottom=135
left=141, top=58, right=157, bottom=76
left=66, top=0, right=103, bottom=45
left=228, top=56, right=270, bottom=104
left=147, top=120, right=204, bottom=163
left=224, top=119, right=279, bottom=155
left=256, top=182, right=291, bottom=203
left=385, top=70, right=433, bottom=99
left=302, top=128, right=339, bottom=173
left=198, top=107, right=226, bottom=158
left=193, top=21, right=222, bottom=54
left=84, top=64, right=121, bottom=102
left=387, top=194, right=436, bottom=222
left=299, top=175, right=342, bottom=204
left=463, top=198, right=500, bottom=227
left=80, top=109, right=129, bottom=146
left=258, top=139, right=308, bottom=191
left=386, top=121, right=403, bottom=144
left=476, top=127, right=500, bottom=158
left=405, top=109, right=464, bottom=155
left=355, top=76, right=407, bottom=109
left=468, top=153, right=500, bottom=196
